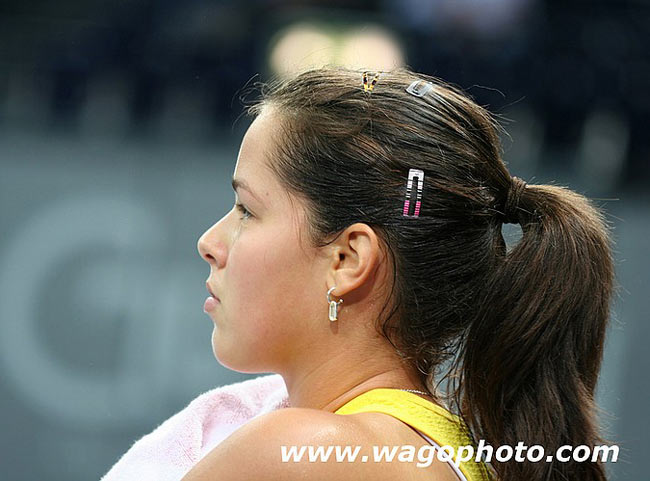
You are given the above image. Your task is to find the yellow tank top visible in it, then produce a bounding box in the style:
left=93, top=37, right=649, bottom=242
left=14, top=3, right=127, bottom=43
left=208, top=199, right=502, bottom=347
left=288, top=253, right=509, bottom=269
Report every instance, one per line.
left=334, top=388, right=494, bottom=481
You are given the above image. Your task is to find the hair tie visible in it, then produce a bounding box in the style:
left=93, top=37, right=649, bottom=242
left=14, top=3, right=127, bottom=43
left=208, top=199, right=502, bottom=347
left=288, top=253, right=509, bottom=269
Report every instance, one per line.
left=502, top=176, right=527, bottom=224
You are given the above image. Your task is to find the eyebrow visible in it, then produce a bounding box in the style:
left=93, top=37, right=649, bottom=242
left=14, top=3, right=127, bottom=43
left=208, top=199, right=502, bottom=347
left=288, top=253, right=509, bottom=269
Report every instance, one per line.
left=231, top=177, right=263, bottom=203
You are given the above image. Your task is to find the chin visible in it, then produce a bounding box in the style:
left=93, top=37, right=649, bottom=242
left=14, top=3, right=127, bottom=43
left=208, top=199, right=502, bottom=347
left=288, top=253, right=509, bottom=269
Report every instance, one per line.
left=213, top=356, right=273, bottom=375
left=211, top=329, right=271, bottom=374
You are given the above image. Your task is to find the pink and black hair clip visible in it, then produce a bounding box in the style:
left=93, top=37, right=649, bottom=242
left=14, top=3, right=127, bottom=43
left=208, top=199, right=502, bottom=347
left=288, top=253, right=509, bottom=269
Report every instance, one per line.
left=402, top=168, right=424, bottom=217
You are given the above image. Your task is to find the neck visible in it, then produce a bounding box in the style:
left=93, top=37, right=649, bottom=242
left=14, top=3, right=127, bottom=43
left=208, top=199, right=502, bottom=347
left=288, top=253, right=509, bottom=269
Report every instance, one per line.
left=279, top=343, right=432, bottom=412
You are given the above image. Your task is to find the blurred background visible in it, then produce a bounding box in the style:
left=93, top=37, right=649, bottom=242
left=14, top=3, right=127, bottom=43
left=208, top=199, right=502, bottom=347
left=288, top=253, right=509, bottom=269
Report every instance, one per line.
left=0, top=0, right=647, bottom=479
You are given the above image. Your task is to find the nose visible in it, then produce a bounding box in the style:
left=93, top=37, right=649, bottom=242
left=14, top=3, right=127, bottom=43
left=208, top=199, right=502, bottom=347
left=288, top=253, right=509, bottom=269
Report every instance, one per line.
left=197, top=223, right=226, bottom=267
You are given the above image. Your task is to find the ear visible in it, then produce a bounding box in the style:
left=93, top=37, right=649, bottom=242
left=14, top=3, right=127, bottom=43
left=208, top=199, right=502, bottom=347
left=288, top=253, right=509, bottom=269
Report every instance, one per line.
left=326, top=223, right=382, bottom=298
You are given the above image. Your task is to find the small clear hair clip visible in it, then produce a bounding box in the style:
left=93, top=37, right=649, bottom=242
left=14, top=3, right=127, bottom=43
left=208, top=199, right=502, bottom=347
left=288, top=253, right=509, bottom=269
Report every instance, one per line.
left=406, top=80, right=434, bottom=97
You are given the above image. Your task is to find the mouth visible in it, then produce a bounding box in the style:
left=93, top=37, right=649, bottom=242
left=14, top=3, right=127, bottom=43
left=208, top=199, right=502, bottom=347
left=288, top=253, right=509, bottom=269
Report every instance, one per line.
left=206, top=281, right=220, bottom=301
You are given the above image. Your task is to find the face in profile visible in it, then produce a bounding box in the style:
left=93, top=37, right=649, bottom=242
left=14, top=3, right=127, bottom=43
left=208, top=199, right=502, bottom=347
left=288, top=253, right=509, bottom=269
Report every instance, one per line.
left=197, top=107, right=328, bottom=373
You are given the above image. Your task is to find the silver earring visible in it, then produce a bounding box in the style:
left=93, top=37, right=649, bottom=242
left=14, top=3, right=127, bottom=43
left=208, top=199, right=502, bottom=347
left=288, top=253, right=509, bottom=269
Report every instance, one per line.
left=327, top=286, right=344, bottom=322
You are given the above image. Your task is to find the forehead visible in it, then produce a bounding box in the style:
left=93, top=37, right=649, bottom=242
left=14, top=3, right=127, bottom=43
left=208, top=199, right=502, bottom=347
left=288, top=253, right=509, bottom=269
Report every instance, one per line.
left=234, top=109, right=278, bottom=182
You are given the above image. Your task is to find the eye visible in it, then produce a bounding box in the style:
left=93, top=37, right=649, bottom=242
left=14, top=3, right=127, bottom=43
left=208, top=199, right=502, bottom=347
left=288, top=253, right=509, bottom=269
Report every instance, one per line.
left=235, top=203, right=252, bottom=220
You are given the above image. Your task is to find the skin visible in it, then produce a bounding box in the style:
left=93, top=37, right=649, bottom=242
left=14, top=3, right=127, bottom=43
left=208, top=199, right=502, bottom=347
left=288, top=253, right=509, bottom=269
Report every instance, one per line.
left=191, top=106, right=460, bottom=480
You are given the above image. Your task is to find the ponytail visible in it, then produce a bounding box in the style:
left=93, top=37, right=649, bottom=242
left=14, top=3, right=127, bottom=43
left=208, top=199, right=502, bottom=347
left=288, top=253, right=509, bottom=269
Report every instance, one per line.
left=460, top=182, right=615, bottom=480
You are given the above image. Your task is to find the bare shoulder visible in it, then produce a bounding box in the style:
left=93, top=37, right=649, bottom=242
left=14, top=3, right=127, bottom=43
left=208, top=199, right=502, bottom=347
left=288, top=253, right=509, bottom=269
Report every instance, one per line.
left=181, top=407, right=457, bottom=481
left=180, top=407, right=364, bottom=481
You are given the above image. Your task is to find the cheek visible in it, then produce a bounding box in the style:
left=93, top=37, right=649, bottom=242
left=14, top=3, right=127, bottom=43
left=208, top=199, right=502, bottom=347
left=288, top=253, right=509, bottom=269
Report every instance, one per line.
left=229, top=237, right=281, bottom=307
left=226, top=227, right=306, bottom=337
left=214, top=214, right=325, bottom=372
left=215, top=227, right=316, bottom=371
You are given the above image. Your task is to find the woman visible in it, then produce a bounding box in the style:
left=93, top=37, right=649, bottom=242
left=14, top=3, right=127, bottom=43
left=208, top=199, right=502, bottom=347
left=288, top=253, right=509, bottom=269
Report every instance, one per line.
left=190, top=67, right=615, bottom=480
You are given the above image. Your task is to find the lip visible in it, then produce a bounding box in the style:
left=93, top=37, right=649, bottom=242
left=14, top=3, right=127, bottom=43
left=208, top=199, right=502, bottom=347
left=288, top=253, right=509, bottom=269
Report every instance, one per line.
left=204, top=295, right=220, bottom=313
left=205, top=281, right=220, bottom=301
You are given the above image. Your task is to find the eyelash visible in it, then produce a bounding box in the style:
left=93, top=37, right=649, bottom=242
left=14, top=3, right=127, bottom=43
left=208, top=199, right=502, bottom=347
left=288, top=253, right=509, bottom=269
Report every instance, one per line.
left=235, top=203, right=252, bottom=220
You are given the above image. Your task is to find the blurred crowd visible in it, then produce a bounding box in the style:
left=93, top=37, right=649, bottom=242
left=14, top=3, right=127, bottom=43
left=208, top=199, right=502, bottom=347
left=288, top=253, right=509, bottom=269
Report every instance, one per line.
left=1, top=0, right=648, bottom=185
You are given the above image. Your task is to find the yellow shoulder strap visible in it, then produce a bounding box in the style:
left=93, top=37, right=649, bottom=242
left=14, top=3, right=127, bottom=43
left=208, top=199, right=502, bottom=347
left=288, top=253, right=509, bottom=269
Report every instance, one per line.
left=334, top=388, right=494, bottom=481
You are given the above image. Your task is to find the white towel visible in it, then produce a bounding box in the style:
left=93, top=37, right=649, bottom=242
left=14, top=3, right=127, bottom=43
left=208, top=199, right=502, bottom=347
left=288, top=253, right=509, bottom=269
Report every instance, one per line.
left=100, top=373, right=289, bottom=481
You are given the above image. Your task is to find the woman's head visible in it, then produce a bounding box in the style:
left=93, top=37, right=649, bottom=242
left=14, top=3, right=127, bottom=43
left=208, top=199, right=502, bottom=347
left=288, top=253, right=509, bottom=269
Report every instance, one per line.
left=201, top=66, right=615, bottom=480
left=197, top=105, right=395, bottom=375
left=242, top=67, right=521, bottom=373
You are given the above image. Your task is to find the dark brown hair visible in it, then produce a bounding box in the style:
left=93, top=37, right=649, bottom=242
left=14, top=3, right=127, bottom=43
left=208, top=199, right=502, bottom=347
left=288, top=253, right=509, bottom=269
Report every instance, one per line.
left=243, top=66, right=615, bottom=480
